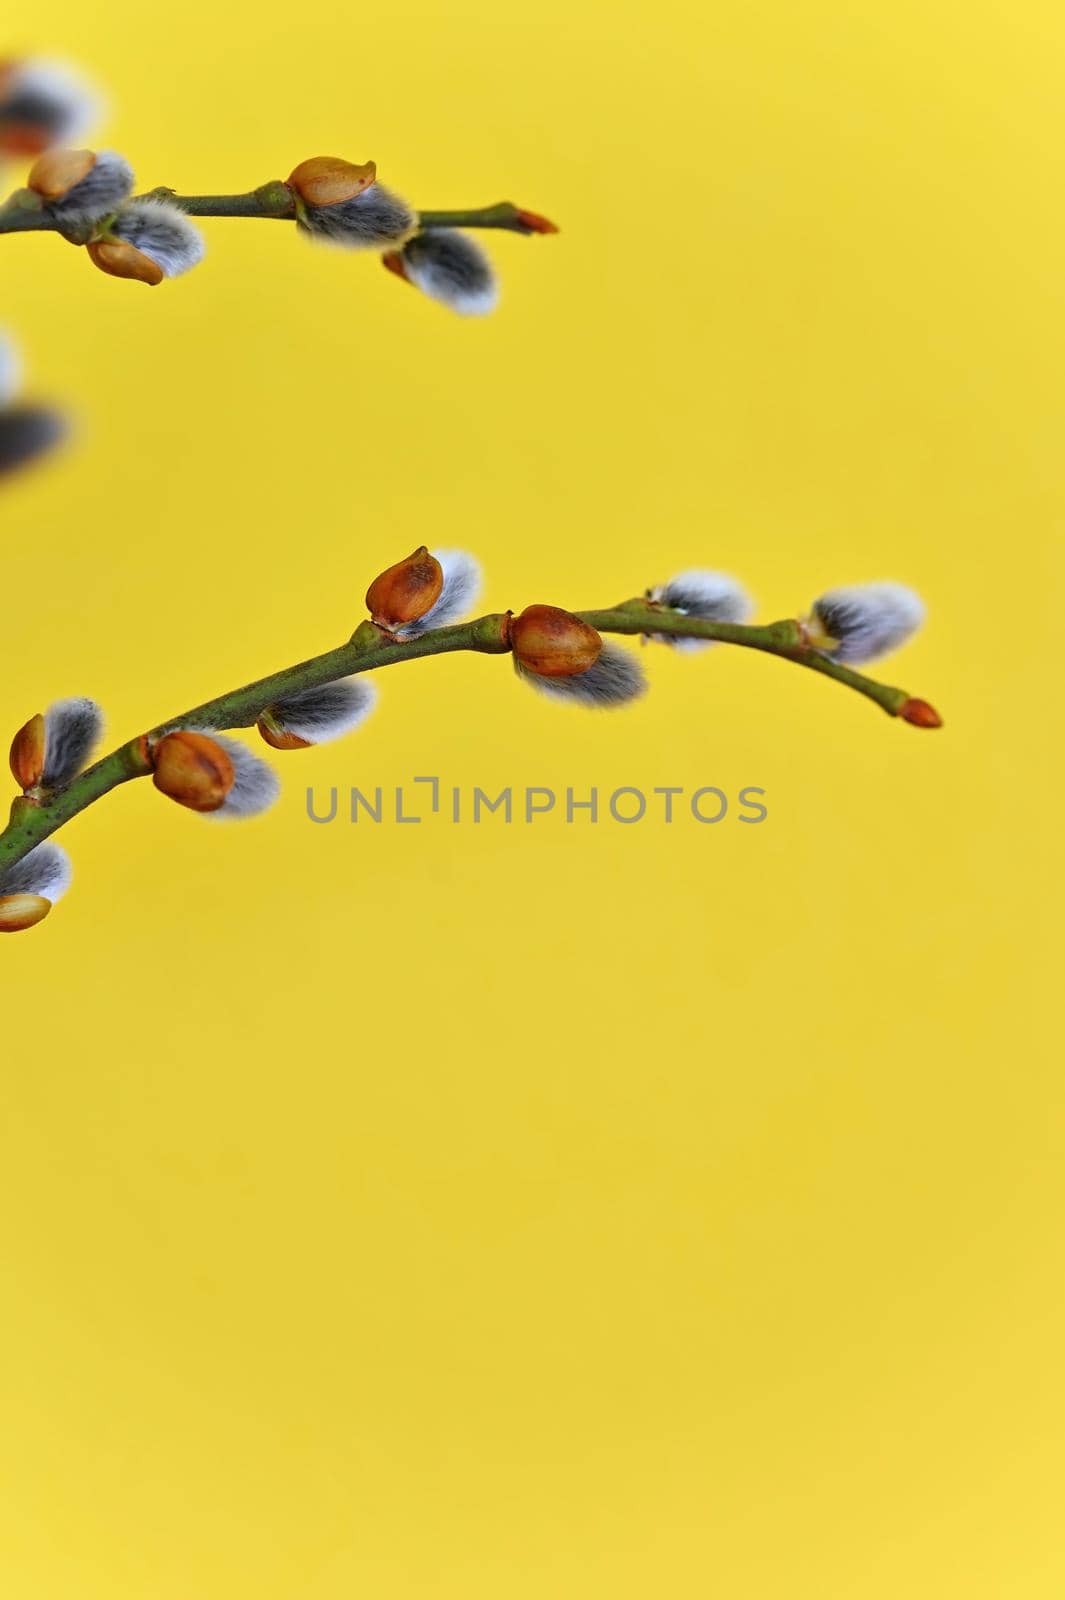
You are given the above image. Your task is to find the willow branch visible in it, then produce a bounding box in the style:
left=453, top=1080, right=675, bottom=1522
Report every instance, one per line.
left=0, top=601, right=925, bottom=876
left=0, top=187, right=551, bottom=236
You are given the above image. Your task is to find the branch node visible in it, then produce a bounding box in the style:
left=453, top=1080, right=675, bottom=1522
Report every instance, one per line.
left=253, top=179, right=297, bottom=219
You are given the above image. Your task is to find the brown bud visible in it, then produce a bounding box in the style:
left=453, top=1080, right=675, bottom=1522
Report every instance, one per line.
left=10, top=713, right=45, bottom=790
left=0, top=123, right=51, bottom=158
left=381, top=250, right=409, bottom=283
left=27, top=148, right=95, bottom=200
left=513, top=207, right=560, bottom=235
left=151, top=730, right=235, bottom=812
left=257, top=710, right=311, bottom=751
left=899, top=697, right=943, bottom=729
left=86, top=238, right=164, bottom=286
left=0, top=893, right=51, bottom=932
left=287, top=156, right=378, bottom=208
left=509, top=605, right=603, bottom=678
left=365, top=546, right=443, bottom=627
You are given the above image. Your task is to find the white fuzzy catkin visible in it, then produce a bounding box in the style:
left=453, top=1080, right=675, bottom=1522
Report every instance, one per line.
left=267, top=679, right=377, bottom=745
left=0, top=842, right=72, bottom=904
left=397, top=549, right=483, bottom=636
left=0, top=59, right=102, bottom=149
left=515, top=642, right=647, bottom=708
left=299, top=183, right=414, bottom=248
left=47, top=151, right=134, bottom=227
left=398, top=230, right=499, bottom=316
left=110, top=199, right=205, bottom=277
left=649, top=570, right=753, bottom=652
left=810, top=583, right=925, bottom=664
left=41, top=697, right=103, bottom=787
left=195, top=733, right=280, bottom=820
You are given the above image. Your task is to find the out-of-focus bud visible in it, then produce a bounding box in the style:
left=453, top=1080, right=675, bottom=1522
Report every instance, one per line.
left=0, top=841, right=72, bottom=930
left=509, top=605, right=603, bottom=678
left=0, top=58, right=101, bottom=158
left=899, top=697, right=942, bottom=729
left=0, top=893, right=51, bottom=932
left=87, top=200, right=205, bottom=286
left=0, top=331, right=21, bottom=408
left=28, top=148, right=134, bottom=229
left=10, top=713, right=45, bottom=790
left=151, top=730, right=235, bottom=812
left=0, top=333, right=67, bottom=482
left=0, top=407, right=67, bottom=480
left=289, top=154, right=415, bottom=248
left=288, top=156, right=377, bottom=208
left=366, top=546, right=443, bottom=628
left=382, top=230, right=499, bottom=317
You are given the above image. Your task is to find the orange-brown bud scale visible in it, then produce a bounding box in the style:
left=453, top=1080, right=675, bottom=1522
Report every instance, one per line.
left=0, top=893, right=51, bottom=932
left=515, top=208, right=559, bottom=234
left=86, top=238, right=164, bottom=286
left=257, top=711, right=312, bottom=751
left=365, top=546, right=443, bottom=627
left=27, top=147, right=95, bottom=200
left=381, top=250, right=409, bottom=282
left=0, top=124, right=51, bottom=157
left=151, top=730, right=235, bottom=812
left=509, top=605, right=603, bottom=678
left=0, top=61, right=58, bottom=158
left=10, top=713, right=45, bottom=790
left=287, top=156, right=377, bottom=208
left=899, top=697, right=943, bottom=729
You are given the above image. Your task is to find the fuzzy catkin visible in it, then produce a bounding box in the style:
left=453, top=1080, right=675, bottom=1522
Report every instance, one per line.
left=397, top=550, right=483, bottom=635
left=298, top=184, right=414, bottom=247
left=110, top=199, right=205, bottom=277
left=194, top=732, right=280, bottom=819
left=0, top=842, right=72, bottom=902
left=268, top=679, right=377, bottom=744
left=47, top=151, right=133, bottom=227
left=41, top=698, right=103, bottom=787
left=811, top=584, right=925, bottom=664
left=515, top=643, right=647, bottom=708
left=400, top=230, right=498, bottom=315
left=0, top=60, right=100, bottom=149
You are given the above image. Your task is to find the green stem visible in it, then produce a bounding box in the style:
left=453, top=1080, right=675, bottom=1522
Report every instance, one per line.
left=0, top=188, right=553, bottom=235
left=416, top=203, right=553, bottom=234
left=0, top=602, right=918, bottom=878
left=151, top=189, right=295, bottom=218
left=0, top=194, right=50, bottom=231
left=579, top=604, right=911, bottom=719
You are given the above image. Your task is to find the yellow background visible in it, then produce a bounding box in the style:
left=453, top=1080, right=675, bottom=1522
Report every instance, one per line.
left=2, top=1, right=1061, bottom=1593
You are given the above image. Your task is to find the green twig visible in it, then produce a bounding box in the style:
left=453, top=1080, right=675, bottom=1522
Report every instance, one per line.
left=0, top=601, right=920, bottom=876
left=0, top=187, right=553, bottom=236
